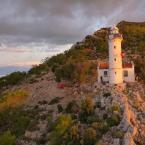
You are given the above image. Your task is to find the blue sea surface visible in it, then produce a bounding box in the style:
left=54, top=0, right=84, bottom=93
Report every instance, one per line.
left=0, top=66, right=30, bottom=77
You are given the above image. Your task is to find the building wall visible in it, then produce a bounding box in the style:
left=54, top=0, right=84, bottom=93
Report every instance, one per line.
left=109, top=37, right=123, bottom=84
left=98, top=67, right=135, bottom=83
left=109, top=38, right=123, bottom=69
left=98, top=69, right=109, bottom=83
left=109, top=69, right=123, bottom=84
left=123, top=67, right=135, bottom=82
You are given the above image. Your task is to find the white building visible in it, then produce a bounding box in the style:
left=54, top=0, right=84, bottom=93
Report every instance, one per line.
left=98, top=26, right=135, bottom=84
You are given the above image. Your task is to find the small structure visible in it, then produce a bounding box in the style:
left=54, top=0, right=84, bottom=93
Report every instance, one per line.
left=98, top=26, right=135, bottom=84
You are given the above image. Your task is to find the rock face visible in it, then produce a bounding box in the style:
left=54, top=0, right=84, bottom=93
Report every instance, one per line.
left=92, top=82, right=145, bottom=145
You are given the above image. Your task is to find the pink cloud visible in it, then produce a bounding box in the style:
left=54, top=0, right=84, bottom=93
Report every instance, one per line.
left=11, top=61, right=40, bottom=67
left=0, top=47, right=28, bottom=53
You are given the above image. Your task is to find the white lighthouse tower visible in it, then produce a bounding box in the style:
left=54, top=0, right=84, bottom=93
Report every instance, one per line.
left=108, top=26, right=123, bottom=84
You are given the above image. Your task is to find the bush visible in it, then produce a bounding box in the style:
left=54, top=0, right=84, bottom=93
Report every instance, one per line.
left=28, top=64, right=49, bottom=75
left=0, top=90, right=28, bottom=111
left=49, top=97, right=62, bottom=105
left=0, top=72, right=26, bottom=89
left=65, top=100, right=79, bottom=113
left=87, top=116, right=97, bottom=124
left=29, top=78, right=38, bottom=84
left=95, top=102, right=101, bottom=108
left=57, top=104, right=63, bottom=113
left=79, top=97, right=95, bottom=123
left=49, top=115, right=73, bottom=145
left=0, top=107, right=42, bottom=138
left=70, top=124, right=79, bottom=140
left=81, top=97, right=94, bottom=115
left=12, top=115, right=30, bottom=136
left=0, top=131, right=16, bottom=145
left=106, top=114, right=121, bottom=127
left=108, top=103, right=120, bottom=113
left=112, top=129, right=124, bottom=138
left=84, top=127, right=97, bottom=145
left=91, top=121, right=109, bottom=134
left=103, top=92, right=111, bottom=98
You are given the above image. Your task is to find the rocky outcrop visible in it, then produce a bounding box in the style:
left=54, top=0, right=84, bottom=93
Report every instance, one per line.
left=92, top=82, right=145, bottom=145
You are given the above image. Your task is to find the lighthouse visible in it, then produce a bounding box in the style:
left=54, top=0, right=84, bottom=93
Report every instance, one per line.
left=97, top=26, right=135, bottom=84
left=108, top=26, right=123, bottom=84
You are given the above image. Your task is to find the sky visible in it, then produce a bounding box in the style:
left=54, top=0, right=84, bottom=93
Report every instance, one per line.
left=0, top=0, right=145, bottom=76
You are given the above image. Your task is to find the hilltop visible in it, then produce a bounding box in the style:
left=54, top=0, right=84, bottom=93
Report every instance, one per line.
left=0, top=21, right=145, bottom=145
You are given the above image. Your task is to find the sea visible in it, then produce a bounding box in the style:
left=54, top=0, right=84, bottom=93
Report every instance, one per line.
left=0, top=66, right=30, bottom=78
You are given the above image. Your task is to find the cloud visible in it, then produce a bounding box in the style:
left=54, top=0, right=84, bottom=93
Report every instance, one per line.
left=0, top=0, right=144, bottom=45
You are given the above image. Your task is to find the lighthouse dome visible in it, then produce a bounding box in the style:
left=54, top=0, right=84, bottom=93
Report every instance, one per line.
left=110, top=26, right=119, bottom=34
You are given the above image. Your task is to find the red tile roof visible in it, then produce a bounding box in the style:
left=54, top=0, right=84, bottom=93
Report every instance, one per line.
left=99, top=62, right=133, bottom=69
left=122, top=63, right=133, bottom=68
left=99, top=63, right=109, bottom=69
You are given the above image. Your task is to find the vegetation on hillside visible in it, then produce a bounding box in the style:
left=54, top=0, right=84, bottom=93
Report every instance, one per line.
left=48, top=97, right=121, bottom=145
left=0, top=90, right=28, bottom=111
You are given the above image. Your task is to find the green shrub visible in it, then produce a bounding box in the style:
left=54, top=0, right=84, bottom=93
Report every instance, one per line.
left=103, top=92, right=111, bottom=98
left=0, top=131, right=16, bottom=145
left=81, top=97, right=94, bottom=115
left=0, top=72, right=26, bottom=89
left=28, top=64, right=49, bottom=75
left=87, top=115, right=97, bottom=124
left=0, top=107, right=40, bottom=137
left=112, top=129, right=124, bottom=138
left=57, top=104, right=63, bottom=113
left=106, top=114, right=121, bottom=127
left=91, top=121, right=109, bottom=134
left=49, top=115, right=73, bottom=145
left=29, top=78, right=38, bottom=84
left=65, top=100, right=79, bottom=113
left=95, top=102, right=101, bottom=108
left=108, top=103, right=120, bottom=114
left=49, top=97, right=62, bottom=105
left=84, top=127, right=97, bottom=145
left=12, top=116, right=30, bottom=136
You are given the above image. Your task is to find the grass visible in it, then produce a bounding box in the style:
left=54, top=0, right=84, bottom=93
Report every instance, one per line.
left=0, top=131, right=16, bottom=145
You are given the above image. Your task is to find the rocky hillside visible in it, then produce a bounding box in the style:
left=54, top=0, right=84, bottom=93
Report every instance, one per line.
left=0, top=21, right=145, bottom=145
left=0, top=73, right=144, bottom=145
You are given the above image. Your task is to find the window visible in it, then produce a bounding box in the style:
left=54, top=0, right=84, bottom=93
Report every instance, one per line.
left=104, top=71, right=108, bottom=77
left=124, top=70, right=128, bottom=77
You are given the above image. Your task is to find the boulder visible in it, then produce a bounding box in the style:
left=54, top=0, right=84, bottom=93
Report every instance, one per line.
left=123, top=133, right=136, bottom=145
left=25, top=131, right=42, bottom=140
left=113, top=138, right=120, bottom=145
left=119, top=118, right=130, bottom=132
